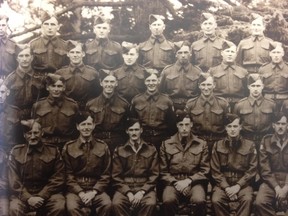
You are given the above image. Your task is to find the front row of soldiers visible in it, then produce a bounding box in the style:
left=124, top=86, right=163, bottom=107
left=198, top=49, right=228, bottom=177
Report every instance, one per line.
left=2, top=110, right=288, bottom=216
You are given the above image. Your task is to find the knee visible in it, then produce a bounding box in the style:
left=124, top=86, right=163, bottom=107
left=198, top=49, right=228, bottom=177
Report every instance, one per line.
left=212, top=193, right=222, bottom=206
left=255, top=194, right=265, bottom=208
left=241, top=193, right=253, bottom=204
left=162, top=194, right=177, bottom=205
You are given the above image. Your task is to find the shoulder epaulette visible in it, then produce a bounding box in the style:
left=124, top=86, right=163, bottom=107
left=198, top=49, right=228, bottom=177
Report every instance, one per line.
left=11, top=144, right=26, bottom=152
left=85, top=38, right=94, bottom=44
left=162, top=64, right=174, bottom=71
left=65, top=97, right=77, bottom=103
left=85, top=65, right=96, bottom=70
left=238, top=97, right=248, bottom=103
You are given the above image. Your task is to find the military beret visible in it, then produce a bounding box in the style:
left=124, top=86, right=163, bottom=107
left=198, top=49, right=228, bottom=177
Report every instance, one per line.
left=15, top=43, right=31, bottom=56
left=40, top=11, right=58, bottom=24
left=93, top=14, right=111, bottom=26
left=144, top=68, right=160, bottom=79
left=46, top=73, right=65, bottom=86
left=201, top=12, right=216, bottom=23
left=222, top=41, right=236, bottom=51
left=125, top=117, right=142, bottom=129
left=149, top=14, right=165, bottom=25
left=75, top=112, right=95, bottom=125
left=198, top=72, right=213, bottom=84
left=247, top=74, right=262, bottom=85
left=175, top=109, right=191, bottom=123
left=67, top=40, right=83, bottom=52
left=21, top=119, right=41, bottom=133
left=121, top=41, right=138, bottom=54
left=0, top=15, right=9, bottom=22
left=224, top=113, right=242, bottom=126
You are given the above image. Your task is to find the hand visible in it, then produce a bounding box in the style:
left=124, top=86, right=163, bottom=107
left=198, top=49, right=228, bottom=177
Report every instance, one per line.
left=182, top=186, right=190, bottom=197
left=225, top=184, right=240, bottom=200
left=127, top=192, right=134, bottom=204
left=275, top=185, right=287, bottom=202
left=174, top=179, right=192, bottom=193
left=132, top=191, right=144, bottom=208
left=27, top=196, right=45, bottom=209
left=82, top=190, right=97, bottom=205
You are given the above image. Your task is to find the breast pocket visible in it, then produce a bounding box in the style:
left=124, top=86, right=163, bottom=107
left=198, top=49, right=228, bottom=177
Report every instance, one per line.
left=212, top=44, right=222, bottom=66
left=33, top=48, right=48, bottom=64
left=155, top=104, right=168, bottom=122
left=39, top=155, right=55, bottom=176
left=217, top=151, right=228, bottom=166
left=110, top=106, right=126, bottom=126
left=188, top=147, right=203, bottom=165
left=89, top=107, right=104, bottom=125
left=140, top=46, right=153, bottom=65
left=103, top=50, right=119, bottom=67
left=85, top=47, right=99, bottom=66
left=159, top=46, right=174, bottom=65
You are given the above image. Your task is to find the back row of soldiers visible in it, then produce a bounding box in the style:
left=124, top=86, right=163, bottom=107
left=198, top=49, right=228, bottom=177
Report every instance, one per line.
left=0, top=9, right=287, bottom=216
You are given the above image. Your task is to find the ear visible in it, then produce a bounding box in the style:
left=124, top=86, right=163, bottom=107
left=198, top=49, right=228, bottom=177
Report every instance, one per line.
left=76, top=124, right=80, bottom=131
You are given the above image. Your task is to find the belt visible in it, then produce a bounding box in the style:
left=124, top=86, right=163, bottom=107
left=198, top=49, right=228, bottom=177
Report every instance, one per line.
left=222, top=171, right=244, bottom=178
left=75, top=176, right=98, bottom=183
left=124, top=177, right=147, bottom=183
left=174, top=173, right=190, bottom=180
left=264, top=93, right=288, bottom=100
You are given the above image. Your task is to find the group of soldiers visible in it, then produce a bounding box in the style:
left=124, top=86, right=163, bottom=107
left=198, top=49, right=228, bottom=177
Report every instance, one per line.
left=0, top=8, right=287, bottom=216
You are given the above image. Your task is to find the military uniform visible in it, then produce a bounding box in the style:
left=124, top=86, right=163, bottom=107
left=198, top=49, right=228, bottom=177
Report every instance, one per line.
left=159, top=61, right=202, bottom=110
left=86, top=93, right=129, bottom=152
left=113, top=63, right=146, bottom=103
left=236, top=36, right=274, bottom=74
left=255, top=134, right=288, bottom=215
left=32, top=95, right=79, bottom=148
left=211, top=137, right=257, bottom=216
left=4, top=67, right=46, bottom=119
left=30, top=36, right=68, bottom=73
left=138, top=35, right=175, bottom=71
left=209, top=62, right=248, bottom=109
left=130, top=91, right=176, bottom=150
left=0, top=149, right=8, bottom=216
left=84, top=38, right=123, bottom=71
left=8, top=142, right=65, bottom=216
left=190, top=36, right=232, bottom=72
left=63, top=137, right=112, bottom=216
left=55, top=64, right=101, bottom=109
left=112, top=140, right=159, bottom=216
left=160, top=133, right=209, bottom=216
left=0, top=35, right=17, bottom=78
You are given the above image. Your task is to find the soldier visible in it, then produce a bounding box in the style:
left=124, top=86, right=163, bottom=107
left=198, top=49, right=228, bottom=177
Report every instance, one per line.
left=190, top=12, right=235, bottom=72
left=138, top=14, right=176, bottom=72
left=255, top=112, right=288, bottom=215
left=55, top=40, right=101, bottom=110
left=84, top=14, right=122, bottom=71
left=184, top=73, right=230, bottom=154
left=130, top=69, right=176, bottom=151
left=32, top=74, right=79, bottom=149
left=113, top=41, right=146, bottom=103
left=0, top=15, right=17, bottom=79
left=8, top=119, right=65, bottom=216
left=63, top=113, right=112, bottom=216
left=259, top=43, right=288, bottom=109
left=211, top=113, right=257, bottom=216
left=159, top=42, right=202, bottom=110
left=236, top=15, right=275, bottom=74
left=112, top=118, right=159, bottom=216
left=0, top=143, right=7, bottom=216
left=86, top=72, right=129, bottom=152
left=234, top=74, right=276, bottom=149
left=30, top=12, right=68, bottom=74
left=4, top=44, right=46, bottom=119
left=209, top=42, right=248, bottom=109
left=160, top=110, right=209, bottom=216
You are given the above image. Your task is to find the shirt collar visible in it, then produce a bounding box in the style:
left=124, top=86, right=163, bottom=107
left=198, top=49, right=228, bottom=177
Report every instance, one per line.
left=16, top=67, right=33, bottom=79
left=70, top=63, right=85, bottom=73
left=222, top=62, right=236, bottom=70
left=248, top=95, right=264, bottom=106
left=150, top=35, right=165, bottom=44
left=203, top=34, right=216, bottom=42
left=0, top=35, right=7, bottom=44
left=42, top=35, right=58, bottom=46
left=95, top=38, right=109, bottom=46
left=199, top=94, right=215, bottom=106
left=175, top=61, right=189, bottom=72
left=144, top=90, right=160, bottom=101
left=124, top=139, right=147, bottom=153
left=271, top=134, right=288, bottom=150
left=272, top=61, right=284, bottom=70
left=47, top=95, right=64, bottom=107
left=28, top=142, right=44, bottom=154
left=123, top=63, right=137, bottom=72
left=79, top=136, right=92, bottom=149
left=252, top=35, right=264, bottom=41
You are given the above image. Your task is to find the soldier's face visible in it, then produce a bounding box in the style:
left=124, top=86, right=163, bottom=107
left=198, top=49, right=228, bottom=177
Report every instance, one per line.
left=123, top=48, right=139, bottom=66
left=201, top=19, right=217, bottom=35
left=94, top=23, right=110, bottom=39
left=177, top=117, right=192, bottom=137
left=145, top=74, right=159, bottom=93
left=101, top=75, right=117, bottom=95
left=41, top=17, right=59, bottom=38
left=270, top=48, right=284, bottom=64
left=46, top=80, right=65, bottom=98
left=248, top=80, right=263, bottom=98
left=199, top=77, right=215, bottom=97
left=126, top=122, right=143, bottom=142
left=221, top=47, right=237, bottom=63
left=225, top=118, right=242, bottom=138
left=250, top=19, right=265, bottom=36
left=77, top=116, right=95, bottom=138
left=272, top=116, right=288, bottom=137
left=0, top=19, right=8, bottom=37
left=67, top=46, right=85, bottom=65
left=17, top=48, right=33, bottom=68
left=176, top=46, right=191, bottom=64
left=24, top=123, right=42, bottom=146
left=0, top=85, right=9, bottom=103
left=149, top=20, right=165, bottom=36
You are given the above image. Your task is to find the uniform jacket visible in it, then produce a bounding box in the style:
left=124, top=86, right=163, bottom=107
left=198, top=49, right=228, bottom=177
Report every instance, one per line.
left=112, top=140, right=159, bottom=195
left=0, top=35, right=17, bottom=77
left=8, top=142, right=64, bottom=202
left=63, top=137, right=111, bottom=194
left=211, top=137, right=257, bottom=189
left=0, top=149, right=7, bottom=194
left=160, top=133, right=209, bottom=185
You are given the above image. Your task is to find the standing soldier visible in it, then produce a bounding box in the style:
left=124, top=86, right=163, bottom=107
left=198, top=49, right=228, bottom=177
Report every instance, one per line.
left=8, top=119, right=65, bottom=216
left=30, top=12, right=68, bottom=74
left=255, top=112, right=288, bottom=215
left=236, top=15, right=275, bottom=74
left=259, top=43, right=288, bottom=109
left=138, top=14, right=176, bottom=72
left=56, top=40, right=101, bottom=110
left=234, top=74, right=276, bottom=149
left=190, top=12, right=235, bottom=72
left=159, top=42, right=202, bottom=110
left=211, top=113, right=257, bottom=216
left=63, top=113, right=112, bottom=216
left=5, top=44, right=46, bottom=119
left=113, top=41, right=146, bottom=103
left=112, top=118, right=159, bottom=216
left=32, top=74, right=79, bottom=149
left=84, top=14, right=122, bottom=71
left=86, top=72, right=129, bottom=152
left=160, top=110, right=209, bottom=216
left=209, top=42, right=248, bottom=109
left=0, top=15, right=17, bottom=79
left=184, top=73, right=230, bottom=154
left=130, top=69, right=176, bottom=150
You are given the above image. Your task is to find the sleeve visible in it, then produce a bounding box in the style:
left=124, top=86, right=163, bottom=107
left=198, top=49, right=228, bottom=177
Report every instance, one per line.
left=235, top=42, right=243, bottom=66
left=166, top=99, right=177, bottom=135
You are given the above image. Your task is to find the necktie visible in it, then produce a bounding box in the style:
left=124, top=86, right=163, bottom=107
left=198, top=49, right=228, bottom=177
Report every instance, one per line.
left=134, top=142, right=139, bottom=151
left=181, top=137, right=187, bottom=147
